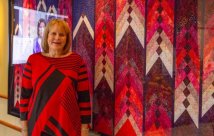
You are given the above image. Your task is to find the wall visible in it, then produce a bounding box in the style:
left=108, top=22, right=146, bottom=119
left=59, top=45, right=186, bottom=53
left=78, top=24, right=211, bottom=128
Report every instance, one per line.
left=0, top=0, right=8, bottom=97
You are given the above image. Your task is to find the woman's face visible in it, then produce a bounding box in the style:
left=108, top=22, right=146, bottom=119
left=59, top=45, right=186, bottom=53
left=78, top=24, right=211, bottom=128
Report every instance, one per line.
left=38, top=22, right=45, bottom=37
left=47, top=24, right=67, bottom=53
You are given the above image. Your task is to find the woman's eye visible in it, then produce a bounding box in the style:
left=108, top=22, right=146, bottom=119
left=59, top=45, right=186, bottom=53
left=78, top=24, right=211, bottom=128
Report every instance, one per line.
left=59, top=33, right=65, bottom=36
left=49, top=32, right=65, bottom=37
left=50, top=32, right=56, bottom=35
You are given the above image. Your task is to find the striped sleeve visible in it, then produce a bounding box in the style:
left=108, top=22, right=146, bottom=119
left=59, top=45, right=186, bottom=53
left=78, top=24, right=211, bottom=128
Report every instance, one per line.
left=20, top=58, right=33, bottom=120
left=77, top=59, right=91, bottom=124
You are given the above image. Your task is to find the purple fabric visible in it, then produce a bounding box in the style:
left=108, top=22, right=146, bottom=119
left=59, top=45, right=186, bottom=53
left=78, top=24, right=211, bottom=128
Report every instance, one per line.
left=33, top=37, right=42, bottom=53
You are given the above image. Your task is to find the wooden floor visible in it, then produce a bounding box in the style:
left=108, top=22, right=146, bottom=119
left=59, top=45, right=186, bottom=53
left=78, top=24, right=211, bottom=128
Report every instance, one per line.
left=0, top=124, right=21, bottom=136
left=0, top=97, right=21, bottom=136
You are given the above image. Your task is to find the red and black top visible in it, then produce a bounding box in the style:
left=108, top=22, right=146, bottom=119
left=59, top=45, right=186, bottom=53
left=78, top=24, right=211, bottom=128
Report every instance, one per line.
left=20, top=52, right=91, bottom=136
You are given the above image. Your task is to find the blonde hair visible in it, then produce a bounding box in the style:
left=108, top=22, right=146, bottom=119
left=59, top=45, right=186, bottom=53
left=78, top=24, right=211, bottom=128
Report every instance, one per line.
left=41, top=18, right=71, bottom=54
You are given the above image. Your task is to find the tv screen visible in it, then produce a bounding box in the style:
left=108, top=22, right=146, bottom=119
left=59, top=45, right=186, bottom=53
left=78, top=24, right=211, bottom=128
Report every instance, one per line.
left=12, top=6, right=68, bottom=64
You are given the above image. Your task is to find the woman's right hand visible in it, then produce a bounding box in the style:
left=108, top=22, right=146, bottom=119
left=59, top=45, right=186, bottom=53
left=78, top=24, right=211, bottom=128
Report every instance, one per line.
left=21, top=129, right=28, bottom=136
left=20, top=120, right=28, bottom=136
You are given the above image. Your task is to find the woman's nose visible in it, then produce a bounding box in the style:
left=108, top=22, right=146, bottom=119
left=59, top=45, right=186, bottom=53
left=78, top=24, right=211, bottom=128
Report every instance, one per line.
left=55, top=34, right=60, bottom=39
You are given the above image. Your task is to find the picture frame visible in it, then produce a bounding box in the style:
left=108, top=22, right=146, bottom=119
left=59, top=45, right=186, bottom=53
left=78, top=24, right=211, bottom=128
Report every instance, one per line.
left=8, top=0, right=20, bottom=117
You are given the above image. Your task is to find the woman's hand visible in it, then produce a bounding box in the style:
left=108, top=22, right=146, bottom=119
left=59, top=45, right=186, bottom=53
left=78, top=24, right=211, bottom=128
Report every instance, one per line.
left=81, top=124, right=89, bottom=136
left=21, top=129, right=28, bottom=136
left=20, top=120, right=28, bottom=136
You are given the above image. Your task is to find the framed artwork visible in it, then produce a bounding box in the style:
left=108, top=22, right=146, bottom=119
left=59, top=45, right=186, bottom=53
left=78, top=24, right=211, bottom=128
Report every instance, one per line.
left=8, top=0, right=71, bottom=117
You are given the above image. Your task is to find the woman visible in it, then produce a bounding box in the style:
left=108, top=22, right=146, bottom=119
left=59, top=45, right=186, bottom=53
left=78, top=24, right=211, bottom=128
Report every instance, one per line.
left=33, top=18, right=46, bottom=53
left=20, top=19, right=91, bottom=136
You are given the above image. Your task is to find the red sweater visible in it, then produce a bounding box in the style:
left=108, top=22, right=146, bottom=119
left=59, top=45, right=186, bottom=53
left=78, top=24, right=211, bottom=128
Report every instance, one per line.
left=20, top=52, right=91, bottom=136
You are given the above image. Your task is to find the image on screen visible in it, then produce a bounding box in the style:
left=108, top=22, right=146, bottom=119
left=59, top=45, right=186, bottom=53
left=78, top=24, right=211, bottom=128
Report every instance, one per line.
left=12, top=6, right=68, bottom=64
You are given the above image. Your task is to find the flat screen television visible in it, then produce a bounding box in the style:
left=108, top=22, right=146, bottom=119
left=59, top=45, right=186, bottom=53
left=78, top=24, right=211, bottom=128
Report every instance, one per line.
left=12, top=6, right=68, bottom=64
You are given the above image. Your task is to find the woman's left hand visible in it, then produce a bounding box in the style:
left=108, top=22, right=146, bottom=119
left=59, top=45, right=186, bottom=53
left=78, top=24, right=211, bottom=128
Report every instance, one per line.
left=81, top=124, right=89, bottom=136
left=81, top=129, right=89, bottom=136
